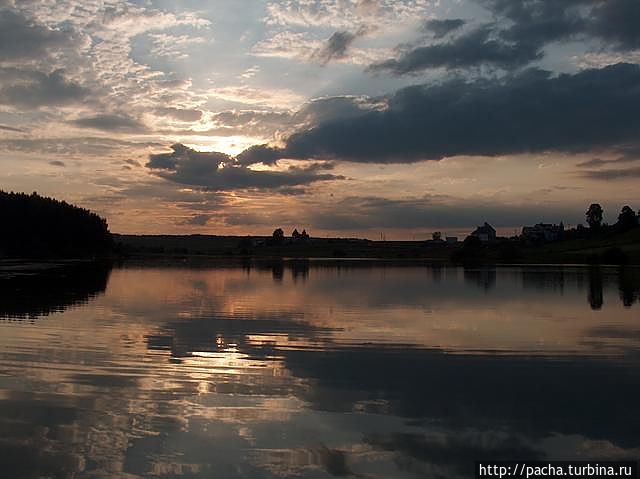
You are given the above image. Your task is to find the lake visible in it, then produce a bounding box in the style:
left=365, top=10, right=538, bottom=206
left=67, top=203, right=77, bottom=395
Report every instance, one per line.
left=1, top=262, right=639, bottom=478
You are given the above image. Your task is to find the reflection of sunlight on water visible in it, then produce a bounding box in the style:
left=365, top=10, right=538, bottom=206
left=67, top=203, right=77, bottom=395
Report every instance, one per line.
left=0, top=265, right=638, bottom=478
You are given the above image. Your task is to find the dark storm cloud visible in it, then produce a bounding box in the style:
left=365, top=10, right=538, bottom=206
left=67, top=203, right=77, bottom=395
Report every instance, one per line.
left=481, top=0, right=588, bottom=45
left=235, top=144, right=283, bottom=166
left=295, top=95, right=379, bottom=124
left=247, top=63, right=640, bottom=163
left=147, top=143, right=229, bottom=171
left=422, top=18, right=466, bottom=38
left=586, top=0, right=640, bottom=50
left=0, top=10, right=74, bottom=62
left=312, top=30, right=362, bottom=64
left=70, top=114, right=147, bottom=132
left=370, top=26, right=540, bottom=74
left=0, top=69, right=89, bottom=108
left=146, top=143, right=344, bottom=191
left=373, top=0, right=640, bottom=75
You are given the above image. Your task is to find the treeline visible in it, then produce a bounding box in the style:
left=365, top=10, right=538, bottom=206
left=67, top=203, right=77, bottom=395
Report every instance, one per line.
left=452, top=203, right=640, bottom=265
left=0, top=191, right=112, bottom=258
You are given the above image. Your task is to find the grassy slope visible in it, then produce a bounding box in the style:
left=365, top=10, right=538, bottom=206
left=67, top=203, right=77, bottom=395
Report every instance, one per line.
left=520, top=228, right=640, bottom=264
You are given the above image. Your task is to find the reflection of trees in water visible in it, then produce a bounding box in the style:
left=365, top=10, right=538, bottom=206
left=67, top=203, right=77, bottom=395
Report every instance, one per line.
left=588, top=267, right=604, bottom=310
left=0, top=262, right=111, bottom=320
left=585, top=266, right=640, bottom=309
left=290, top=260, right=310, bottom=283
left=510, top=266, right=638, bottom=310
left=463, top=267, right=496, bottom=291
left=521, top=269, right=566, bottom=294
left=430, top=264, right=443, bottom=283
left=271, top=262, right=284, bottom=282
left=249, top=260, right=310, bottom=283
left=618, top=267, right=640, bottom=307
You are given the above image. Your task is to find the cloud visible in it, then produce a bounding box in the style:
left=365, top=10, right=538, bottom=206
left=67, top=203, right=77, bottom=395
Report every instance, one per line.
left=147, top=33, right=207, bottom=60
left=206, top=109, right=293, bottom=137
left=488, top=0, right=640, bottom=52
left=0, top=68, right=90, bottom=108
left=0, top=136, right=161, bottom=158
left=0, top=124, right=24, bottom=132
left=252, top=29, right=388, bottom=66
left=0, top=10, right=75, bottom=62
left=369, top=25, right=541, bottom=74
left=482, top=0, right=587, bottom=46
left=372, top=0, right=640, bottom=75
left=264, top=0, right=430, bottom=30
left=146, top=143, right=344, bottom=191
left=587, top=0, right=640, bottom=50
left=206, top=85, right=305, bottom=108
left=311, top=30, right=362, bottom=64
left=581, top=166, right=640, bottom=180
left=235, top=144, right=284, bottom=166
left=70, top=114, right=147, bottom=132
left=308, top=195, right=582, bottom=231
left=175, top=97, right=382, bottom=142
left=422, top=18, right=466, bottom=38
left=185, top=214, right=211, bottom=226
left=155, top=107, right=203, bottom=122
left=244, top=63, right=640, bottom=163
left=576, top=156, right=640, bottom=168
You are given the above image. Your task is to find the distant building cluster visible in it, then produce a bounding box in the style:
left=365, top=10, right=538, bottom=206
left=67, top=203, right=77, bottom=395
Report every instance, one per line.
left=521, top=223, right=564, bottom=243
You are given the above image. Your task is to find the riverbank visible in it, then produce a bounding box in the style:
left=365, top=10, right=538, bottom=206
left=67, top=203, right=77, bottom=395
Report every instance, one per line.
left=112, top=229, right=640, bottom=265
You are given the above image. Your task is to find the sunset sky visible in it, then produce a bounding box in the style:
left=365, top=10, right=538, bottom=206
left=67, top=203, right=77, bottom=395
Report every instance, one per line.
left=1, top=0, right=639, bottom=238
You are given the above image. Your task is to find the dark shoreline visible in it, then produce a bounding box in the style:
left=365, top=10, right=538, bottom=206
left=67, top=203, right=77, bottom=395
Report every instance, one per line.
left=111, top=229, right=640, bottom=266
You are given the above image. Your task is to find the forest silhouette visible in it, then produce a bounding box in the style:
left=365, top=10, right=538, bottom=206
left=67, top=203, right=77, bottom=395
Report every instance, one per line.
left=0, top=190, right=112, bottom=258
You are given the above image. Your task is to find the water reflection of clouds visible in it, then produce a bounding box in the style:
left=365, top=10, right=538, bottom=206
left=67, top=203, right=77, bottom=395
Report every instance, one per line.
left=0, top=265, right=639, bottom=478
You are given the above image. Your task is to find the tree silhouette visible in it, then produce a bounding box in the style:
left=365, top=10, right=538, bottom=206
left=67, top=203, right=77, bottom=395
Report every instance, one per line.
left=0, top=190, right=112, bottom=258
left=585, top=203, right=603, bottom=229
left=617, top=205, right=637, bottom=231
left=272, top=228, right=285, bottom=245
left=432, top=231, right=442, bottom=241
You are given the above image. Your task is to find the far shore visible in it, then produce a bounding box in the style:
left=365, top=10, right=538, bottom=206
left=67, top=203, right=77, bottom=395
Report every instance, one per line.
left=111, top=229, right=640, bottom=265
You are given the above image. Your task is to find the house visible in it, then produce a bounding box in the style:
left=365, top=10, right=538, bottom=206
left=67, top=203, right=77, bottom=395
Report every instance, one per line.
left=470, top=222, right=496, bottom=242
left=521, top=222, right=564, bottom=243
left=445, top=236, right=458, bottom=244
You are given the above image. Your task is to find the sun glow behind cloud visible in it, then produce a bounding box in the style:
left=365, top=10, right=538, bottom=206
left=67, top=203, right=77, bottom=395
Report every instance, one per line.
left=0, top=0, right=638, bottom=237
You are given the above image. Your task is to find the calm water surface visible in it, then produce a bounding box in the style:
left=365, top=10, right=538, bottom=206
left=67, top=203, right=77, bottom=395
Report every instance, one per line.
left=1, top=263, right=639, bottom=478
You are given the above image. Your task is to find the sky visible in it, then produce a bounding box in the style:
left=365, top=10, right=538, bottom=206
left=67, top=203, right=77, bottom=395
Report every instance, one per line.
left=0, top=0, right=639, bottom=239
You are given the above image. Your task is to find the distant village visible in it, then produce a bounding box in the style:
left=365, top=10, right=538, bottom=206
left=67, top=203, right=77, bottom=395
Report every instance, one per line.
left=260, top=203, right=640, bottom=248
left=425, top=203, right=639, bottom=246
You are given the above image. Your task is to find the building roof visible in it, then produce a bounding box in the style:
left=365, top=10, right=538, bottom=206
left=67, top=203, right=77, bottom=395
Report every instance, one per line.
left=473, top=222, right=496, bottom=235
